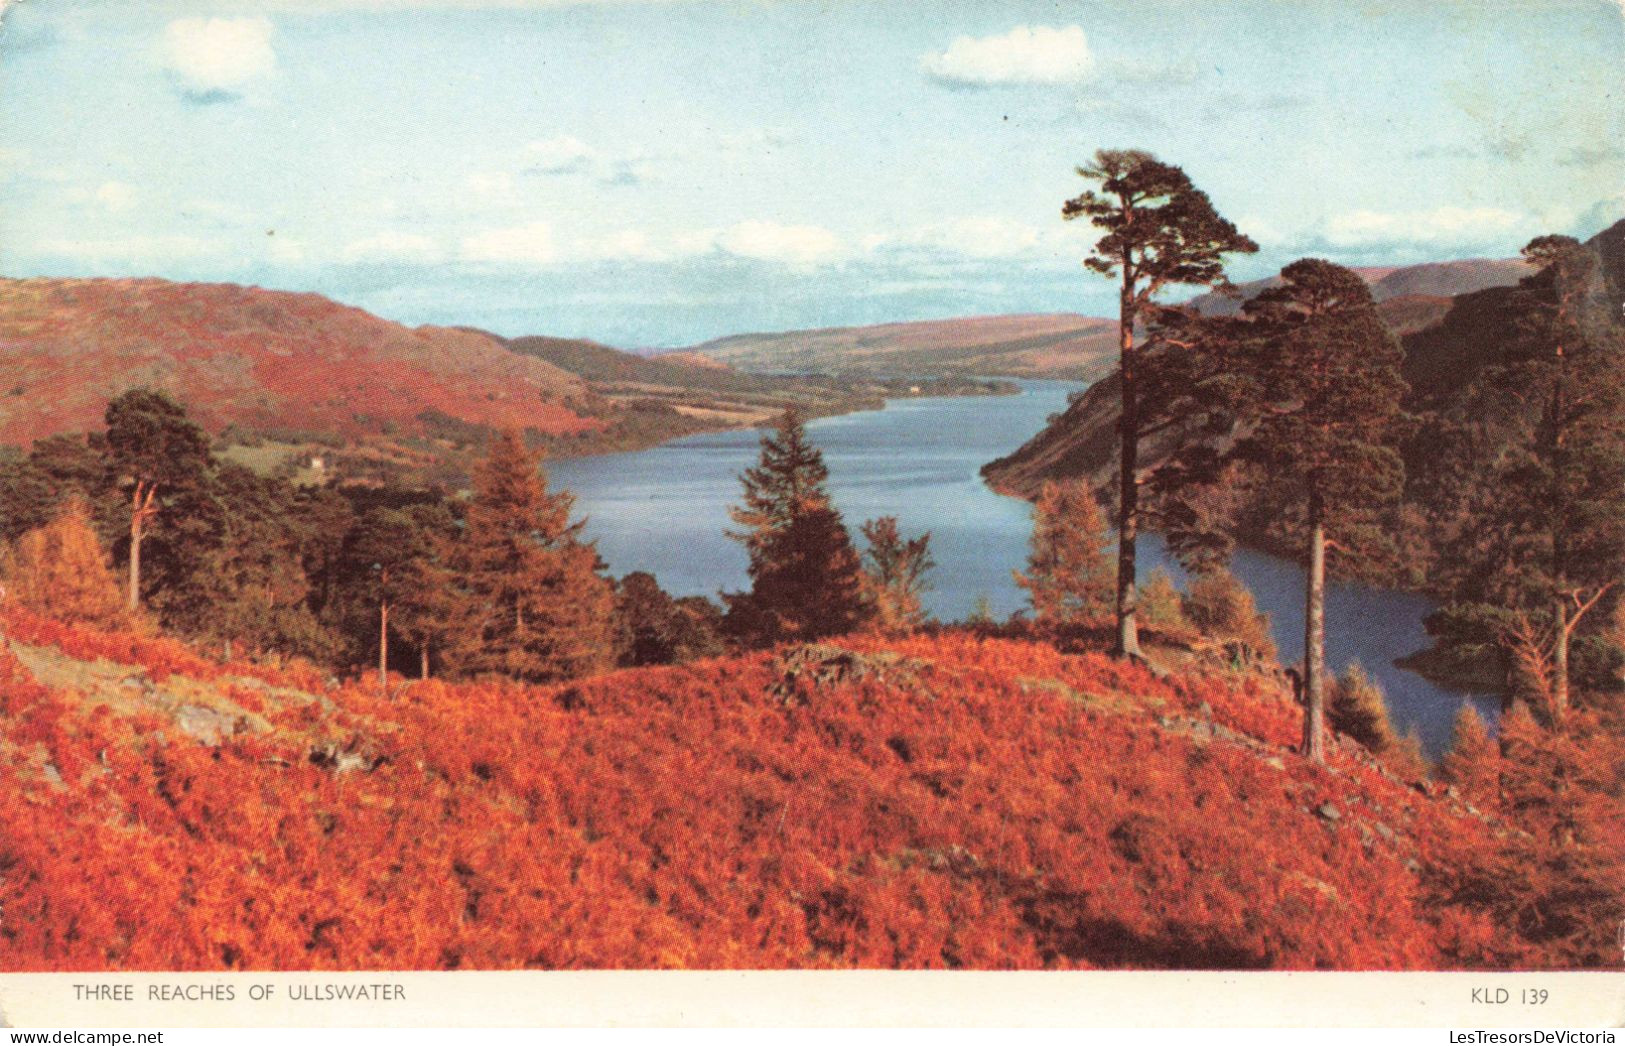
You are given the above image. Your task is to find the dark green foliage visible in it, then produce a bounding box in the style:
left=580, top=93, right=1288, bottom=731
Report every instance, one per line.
left=1430, top=236, right=1625, bottom=712
left=613, top=571, right=725, bottom=666
left=104, top=389, right=213, bottom=495
left=1062, top=148, right=1257, bottom=658
left=724, top=411, right=870, bottom=645
left=1233, top=260, right=1409, bottom=533
left=144, top=464, right=338, bottom=662
left=104, top=389, right=215, bottom=610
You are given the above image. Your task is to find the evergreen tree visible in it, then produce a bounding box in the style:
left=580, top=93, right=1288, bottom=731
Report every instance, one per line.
left=1063, top=149, right=1257, bottom=659
left=724, top=411, right=868, bottom=644
left=859, top=516, right=935, bottom=635
left=104, top=390, right=212, bottom=610
left=1233, top=259, right=1409, bottom=761
left=146, top=465, right=334, bottom=662
left=390, top=502, right=460, bottom=681
left=342, top=507, right=430, bottom=690
left=613, top=571, right=725, bottom=666
left=1454, top=236, right=1625, bottom=721
left=1013, top=479, right=1112, bottom=626
left=443, top=431, right=615, bottom=682
left=0, top=499, right=128, bottom=628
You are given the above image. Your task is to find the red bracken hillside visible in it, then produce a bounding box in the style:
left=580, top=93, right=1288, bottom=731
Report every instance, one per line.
left=0, top=606, right=1535, bottom=972
left=0, top=277, right=599, bottom=446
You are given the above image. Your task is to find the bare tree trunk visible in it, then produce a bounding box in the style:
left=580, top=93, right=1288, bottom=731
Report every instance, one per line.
left=379, top=600, right=390, bottom=695
left=1302, top=488, right=1327, bottom=762
left=420, top=642, right=430, bottom=681
left=1114, top=291, right=1143, bottom=661
left=127, top=483, right=144, bottom=611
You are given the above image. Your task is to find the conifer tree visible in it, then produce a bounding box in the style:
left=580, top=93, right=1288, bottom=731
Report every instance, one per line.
left=104, top=390, right=212, bottom=611
left=1467, top=236, right=1625, bottom=721
left=146, top=465, right=334, bottom=663
left=1328, top=662, right=1397, bottom=753
left=859, top=516, right=935, bottom=635
left=1013, top=479, right=1112, bottom=626
left=724, top=411, right=868, bottom=644
left=444, top=431, right=615, bottom=682
left=1234, top=259, right=1408, bottom=761
left=1063, top=150, right=1257, bottom=659
left=0, top=499, right=127, bottom=628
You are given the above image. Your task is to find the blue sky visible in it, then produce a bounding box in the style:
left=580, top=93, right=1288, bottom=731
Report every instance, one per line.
left=2, top=0, right=1621, bottom=347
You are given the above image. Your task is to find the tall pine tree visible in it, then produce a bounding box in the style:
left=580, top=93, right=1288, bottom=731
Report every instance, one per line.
left=724, top=410, right=868, bottom=645
left=1472, top=236, right=1625, bottom=720
left=1232, top=259, right=1408, bottom=761
left=1063, top=150, right=1257, bottom=659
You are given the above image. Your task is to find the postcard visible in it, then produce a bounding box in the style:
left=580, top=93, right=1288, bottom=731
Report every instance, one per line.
left=0, top=0, right=1621, bottom=1029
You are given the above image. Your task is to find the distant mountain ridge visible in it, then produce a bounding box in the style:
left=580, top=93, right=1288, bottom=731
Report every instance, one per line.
left=1183, top=258, right=1535, bottom=317
left=668, top=259, right=1535, bottom=381
left=668, top=313, right=1123, bottom=382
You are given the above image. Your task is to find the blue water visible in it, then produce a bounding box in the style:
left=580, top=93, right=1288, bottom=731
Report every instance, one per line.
left=548, top=381, right=1497, bottom=756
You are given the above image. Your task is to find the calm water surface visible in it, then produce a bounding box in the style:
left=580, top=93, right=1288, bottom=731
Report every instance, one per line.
left=549, top=381, right=1498, bottom=756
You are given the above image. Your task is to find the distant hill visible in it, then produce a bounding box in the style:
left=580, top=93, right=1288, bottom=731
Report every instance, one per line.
left=669, top=261, right=1534, bottom=383
left=503, top=332, right=1020, bottom=435
left=0, top=280, right=1007, bottom=482
left=669, top=314, right=1122, bottom=382
left=1184, top=258, right=1533, bottom=317
left=0, top=278, right=597, bottom=448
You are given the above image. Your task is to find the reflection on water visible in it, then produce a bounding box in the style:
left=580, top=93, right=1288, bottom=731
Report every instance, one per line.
left=548, top=381, right=1498, bottom=757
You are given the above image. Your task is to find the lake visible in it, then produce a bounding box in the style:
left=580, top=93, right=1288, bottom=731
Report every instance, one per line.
left=548, top=380, right=1499, bottom=757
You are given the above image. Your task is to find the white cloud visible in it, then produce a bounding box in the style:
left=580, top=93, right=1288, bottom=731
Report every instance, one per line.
left=266, top=234, right=307, bottom=265
left=160, top=17, right=276, bottom=97
left=715, top=221, right=844, bottom=266
left=921, top=25, right=1093, bottom=87
left=94, top=181, right=137, bottom=213
left=1321, top=205, right=1531, bottom=248
left=341, top=230, right=443, bottom=263
left=865, top=217, right=1066, bottom=261
left=522, top=136, right=649, bottom=184
left=460, top=220, right=558, bottom=264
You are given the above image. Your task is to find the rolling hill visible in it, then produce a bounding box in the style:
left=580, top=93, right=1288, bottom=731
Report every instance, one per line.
left=0, top=604, right=1523, bottom=970
left=1183, top=258, right=1534, bottom=317
left=0, top=277, right=598, bottom=448
left=668, top=314, right=1123, bottom=382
